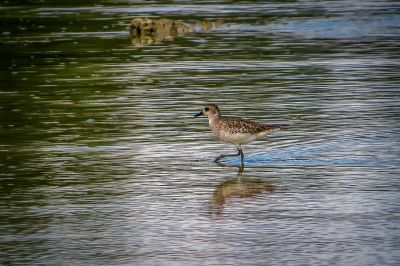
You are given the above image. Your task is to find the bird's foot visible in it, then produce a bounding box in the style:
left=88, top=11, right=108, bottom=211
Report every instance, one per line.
left=214, top=155, right=225, bottom=163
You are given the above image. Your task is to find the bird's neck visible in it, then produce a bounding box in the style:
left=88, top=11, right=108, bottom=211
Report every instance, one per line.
left=208, top=113, right=221, bottom=126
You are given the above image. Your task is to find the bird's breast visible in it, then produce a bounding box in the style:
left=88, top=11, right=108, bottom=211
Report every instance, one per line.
left=218, top=131, right=261, bottom=145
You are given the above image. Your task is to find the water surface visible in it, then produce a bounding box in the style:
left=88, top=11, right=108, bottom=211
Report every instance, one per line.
left=1, top=0, right=400, bottom=265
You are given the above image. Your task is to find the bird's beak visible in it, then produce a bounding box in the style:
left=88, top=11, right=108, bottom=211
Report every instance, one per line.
left=194, top=111, right=204, bottom=117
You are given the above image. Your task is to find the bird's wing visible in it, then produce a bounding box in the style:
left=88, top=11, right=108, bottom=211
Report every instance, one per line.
left=220, top=117, right=267, bottom=134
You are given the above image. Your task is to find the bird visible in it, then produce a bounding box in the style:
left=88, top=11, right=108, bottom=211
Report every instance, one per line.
left=194, top=104, right=286, bottom=165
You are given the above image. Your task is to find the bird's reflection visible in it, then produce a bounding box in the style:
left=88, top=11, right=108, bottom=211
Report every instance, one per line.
left=210, top=164, right=276, bottom=217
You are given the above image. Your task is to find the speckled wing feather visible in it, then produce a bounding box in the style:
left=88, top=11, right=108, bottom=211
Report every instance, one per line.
left=220, top=117, right=284, bottom=135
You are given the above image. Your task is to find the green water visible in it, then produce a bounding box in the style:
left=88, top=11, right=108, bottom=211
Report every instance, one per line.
left=1, top=1, right=400, bottom=265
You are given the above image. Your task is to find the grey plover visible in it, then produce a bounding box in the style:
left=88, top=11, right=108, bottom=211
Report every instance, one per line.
left=194, top=104, right=286, bottom=164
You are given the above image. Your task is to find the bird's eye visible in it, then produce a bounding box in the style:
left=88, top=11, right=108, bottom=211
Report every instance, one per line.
left=204, top=107, right=209, bottom=111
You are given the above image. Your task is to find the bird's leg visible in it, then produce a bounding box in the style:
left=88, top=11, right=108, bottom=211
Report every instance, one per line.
left=238, top=145, right=244, bottom=166
left=238, top=164, right=244, bottom=176
left=214, top=146, right=241, bottom=163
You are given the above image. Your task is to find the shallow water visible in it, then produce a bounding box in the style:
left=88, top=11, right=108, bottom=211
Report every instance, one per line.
left=1, top=0, right=400, bottom=265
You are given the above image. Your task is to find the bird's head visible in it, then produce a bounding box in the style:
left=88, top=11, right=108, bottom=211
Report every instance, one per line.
left=194, top=104, right=221, bottom=118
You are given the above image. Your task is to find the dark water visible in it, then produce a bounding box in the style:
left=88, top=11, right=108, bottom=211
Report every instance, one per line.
left=1, top=0, right=400, bottom=265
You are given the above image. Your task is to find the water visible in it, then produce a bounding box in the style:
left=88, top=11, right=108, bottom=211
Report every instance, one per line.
left=1, top=0, right=400, bottom=265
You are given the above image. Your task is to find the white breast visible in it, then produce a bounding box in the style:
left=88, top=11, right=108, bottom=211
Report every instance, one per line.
left=218, top=131, right=267, bottom=145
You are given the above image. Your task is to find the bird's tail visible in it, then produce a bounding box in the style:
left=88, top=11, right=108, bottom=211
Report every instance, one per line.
left=264, top=124, right=289, bottom=131
left=277, top=124, right=289, bottom=130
